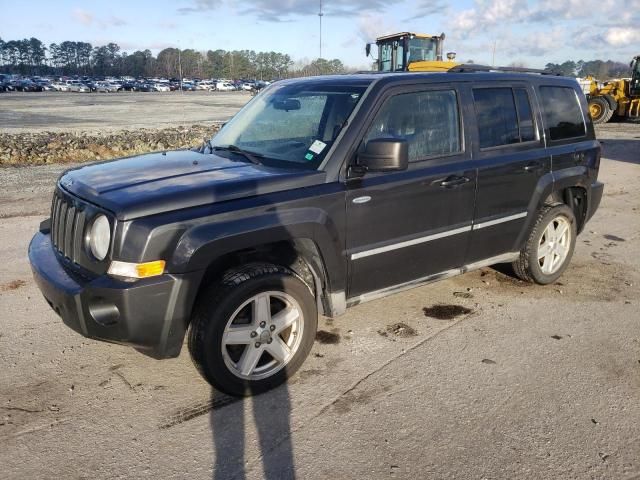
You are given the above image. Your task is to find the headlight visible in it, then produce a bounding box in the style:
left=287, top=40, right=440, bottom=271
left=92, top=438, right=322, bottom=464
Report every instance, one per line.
left=89, top=214, right=111, bottom=261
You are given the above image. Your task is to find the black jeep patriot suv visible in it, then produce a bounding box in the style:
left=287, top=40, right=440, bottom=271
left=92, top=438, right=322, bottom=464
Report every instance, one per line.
left=29, top=71, right=603, bottom=396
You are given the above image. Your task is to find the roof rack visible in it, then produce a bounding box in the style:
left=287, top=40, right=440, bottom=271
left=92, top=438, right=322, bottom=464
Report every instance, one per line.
left=354, top=65, right=562, bottom=76
left=447, top=64, right=561, bottom=75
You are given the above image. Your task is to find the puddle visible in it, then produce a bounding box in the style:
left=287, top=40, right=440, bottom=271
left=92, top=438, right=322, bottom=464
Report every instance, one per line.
left=603, top=234, right=626, bottom=242
left=316, top=330, right=340, bottom=344
left=423, top=304, right=473, bottom=320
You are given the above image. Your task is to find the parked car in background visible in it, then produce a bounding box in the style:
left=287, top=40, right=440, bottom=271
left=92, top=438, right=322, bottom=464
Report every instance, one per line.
left=95, top=82, right=119, bottom=93
left=180, top=82, right=197, bottom=91
left=12, top=80, right=44, bottom=92
left=50, top=82, right=69, bottom=92
left=196, top=80, right=216, bottom=91
left=216, top=81, right=235, bottom=91
left=65, top=80, right=90, bottom=92
left=152, top=83, right=171, bottom=92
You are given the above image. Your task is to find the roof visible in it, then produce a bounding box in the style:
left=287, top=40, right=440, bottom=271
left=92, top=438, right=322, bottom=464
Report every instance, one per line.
left=375, top=32, right=440, bottom=41
left=276, top=70, right=579, bottom=89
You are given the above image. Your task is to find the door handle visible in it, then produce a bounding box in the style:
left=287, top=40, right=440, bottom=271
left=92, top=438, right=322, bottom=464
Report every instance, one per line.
left=438, top=176, right=470, bottom=188
left=523, top=161, right=542, bottom=172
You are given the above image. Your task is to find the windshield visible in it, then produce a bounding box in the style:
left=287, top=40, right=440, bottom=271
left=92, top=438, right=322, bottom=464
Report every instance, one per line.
left=378, top=40, right=404, bottom=71
left=211, top=82, right=367, bottom=169
left=407, top=37, right=437, bottom=64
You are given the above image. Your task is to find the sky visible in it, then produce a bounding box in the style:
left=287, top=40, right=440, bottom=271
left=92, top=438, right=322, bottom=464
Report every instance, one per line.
left=0, top=0, right=638, bottom=69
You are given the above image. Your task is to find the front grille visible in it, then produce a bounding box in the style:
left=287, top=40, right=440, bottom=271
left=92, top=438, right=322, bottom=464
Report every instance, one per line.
left=50, top=190, right=87, bottom=264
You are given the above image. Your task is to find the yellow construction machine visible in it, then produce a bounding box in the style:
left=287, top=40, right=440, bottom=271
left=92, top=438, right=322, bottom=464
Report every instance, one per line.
left=366, top=32, right=460, bottom=72
left=587, top=55, right=640, bottom=124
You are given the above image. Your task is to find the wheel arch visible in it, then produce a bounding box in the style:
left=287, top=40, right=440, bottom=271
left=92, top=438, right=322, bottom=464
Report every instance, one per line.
left=514, top=172, right=589, bottom=250
left=184, top=234, right=345, bottom=322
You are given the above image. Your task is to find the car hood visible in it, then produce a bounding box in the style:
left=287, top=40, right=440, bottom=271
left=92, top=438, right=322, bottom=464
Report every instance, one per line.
left=59, top=150, right=326, bottom=220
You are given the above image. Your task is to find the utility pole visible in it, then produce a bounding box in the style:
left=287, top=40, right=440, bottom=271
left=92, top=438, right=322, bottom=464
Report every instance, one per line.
left=492, top=41, right=497, bottom=67
left=318, top=0, right=323, bottom=60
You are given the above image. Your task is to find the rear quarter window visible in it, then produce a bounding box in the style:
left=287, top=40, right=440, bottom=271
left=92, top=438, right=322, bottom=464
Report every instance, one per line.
left=539, top=86, right=586, bottom=141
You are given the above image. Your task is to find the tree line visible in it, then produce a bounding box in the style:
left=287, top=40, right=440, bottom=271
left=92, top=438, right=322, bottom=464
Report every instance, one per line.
left=544, top=60, right=632, bottom=79
left=0, top=37, right=347, bottom=79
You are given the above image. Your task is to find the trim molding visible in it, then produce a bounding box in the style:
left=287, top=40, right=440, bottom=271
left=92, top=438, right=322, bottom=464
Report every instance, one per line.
left=350, top=225, right=472, bottom=260
left=473, top=211, right=528, bottom=230
left=349, top=211, right=527, bottom=261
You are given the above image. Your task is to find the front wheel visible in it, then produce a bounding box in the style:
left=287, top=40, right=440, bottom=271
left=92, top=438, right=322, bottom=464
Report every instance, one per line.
left=512, top=205, right=577, bottom=285
left=188, top=263, right=317, bottom=396
left=588, top=96, right=614, bottom=124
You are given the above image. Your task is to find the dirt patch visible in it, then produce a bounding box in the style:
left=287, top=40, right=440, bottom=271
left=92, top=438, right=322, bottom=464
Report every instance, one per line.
left=493, top=270, right=532, bottom=287
left=0, top=279, right=27, bottom=292
left=160, top=395, right=241, bottom=429
left=297, top=369, right=324, bottom=381
left=316, top=330, right=340, bottom=344
left=603, top=234, right=626, bottom=242
left=381, top=323, right=417, bottom=338
left=332, top=384, right=392, bottom=414
left=423, top=304, right=473, bottom=320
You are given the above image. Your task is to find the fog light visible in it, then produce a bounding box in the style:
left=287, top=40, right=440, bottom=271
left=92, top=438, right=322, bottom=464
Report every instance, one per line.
left=108, top=260, right=166, bottom=279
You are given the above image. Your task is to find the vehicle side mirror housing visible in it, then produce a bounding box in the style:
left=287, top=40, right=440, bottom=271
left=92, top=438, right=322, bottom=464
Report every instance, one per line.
left=358, top=138, right=409, bottom=172
left=365, top=43, right=372, bottom=57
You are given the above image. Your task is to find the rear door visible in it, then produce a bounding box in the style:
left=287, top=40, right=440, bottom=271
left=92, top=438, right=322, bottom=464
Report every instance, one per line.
left=465, top=82, right=550, bottom=263
left=537, top=84, right=594, bottom=173
left=345, top=84, right=477, bottom=299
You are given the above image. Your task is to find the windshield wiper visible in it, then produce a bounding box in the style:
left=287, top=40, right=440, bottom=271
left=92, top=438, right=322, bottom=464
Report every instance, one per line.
left=214, top=144, right=263, bottom=165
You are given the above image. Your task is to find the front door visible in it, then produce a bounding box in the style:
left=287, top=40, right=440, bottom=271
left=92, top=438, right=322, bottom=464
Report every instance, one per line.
left=345, top=86, right=476, bottom=299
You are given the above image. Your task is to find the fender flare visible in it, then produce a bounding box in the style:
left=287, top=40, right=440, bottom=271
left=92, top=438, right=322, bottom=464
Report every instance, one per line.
left=170, top=207, right=347, bottom=295
left=513, top=168, right=590, bottom=250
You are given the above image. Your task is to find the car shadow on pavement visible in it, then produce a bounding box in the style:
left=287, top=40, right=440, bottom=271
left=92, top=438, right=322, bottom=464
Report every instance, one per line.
left=210, top=384, right=295, bottom=480
left=599, top=139, right=640, bottom=164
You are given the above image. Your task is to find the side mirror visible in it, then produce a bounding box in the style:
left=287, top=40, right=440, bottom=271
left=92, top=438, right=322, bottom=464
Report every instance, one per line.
left=358, top=138, right=408, bottom=172
left=365, top=43, right=372, bottom=57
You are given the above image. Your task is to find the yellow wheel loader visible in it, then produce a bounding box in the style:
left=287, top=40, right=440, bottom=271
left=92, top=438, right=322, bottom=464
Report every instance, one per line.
left=366, top=32, right=460, bottom=72
left=587, top=55, right=640, bottom=124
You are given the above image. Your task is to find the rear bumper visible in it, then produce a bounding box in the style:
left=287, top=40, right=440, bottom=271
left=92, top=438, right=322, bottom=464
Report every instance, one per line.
left=29, top=231, right=203, bottom=359
left=586, top=181, right=604, bottom=222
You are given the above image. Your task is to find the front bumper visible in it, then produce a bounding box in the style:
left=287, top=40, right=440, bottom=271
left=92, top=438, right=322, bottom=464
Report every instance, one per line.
left=29, top=231, right=203, bottom=359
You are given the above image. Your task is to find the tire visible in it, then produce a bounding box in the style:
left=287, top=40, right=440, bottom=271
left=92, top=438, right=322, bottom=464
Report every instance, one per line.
left=589, top=96, right=614, bottom=124
left=512, top=205, right=577, bottom=285
left=188, top=263, right=317, bottom=396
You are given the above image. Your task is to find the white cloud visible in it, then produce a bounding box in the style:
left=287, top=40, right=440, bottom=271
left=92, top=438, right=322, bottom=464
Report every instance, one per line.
left=71, top=9, right=128, bottom=28
left=603, top=27, right=640, bottom=46
left=356, top=12, right=399, bottom=43
left=72, top=8, right=94, bottom=26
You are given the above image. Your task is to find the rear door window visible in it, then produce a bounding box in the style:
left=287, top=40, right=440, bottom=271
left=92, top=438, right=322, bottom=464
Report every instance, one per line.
left=539, top=86, right=586, bottom=140
left=473, top=87, right=537, bottom=149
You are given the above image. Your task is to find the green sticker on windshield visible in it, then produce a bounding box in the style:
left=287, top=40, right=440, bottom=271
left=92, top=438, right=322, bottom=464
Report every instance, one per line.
left=305, top=153, right=314, bottom=161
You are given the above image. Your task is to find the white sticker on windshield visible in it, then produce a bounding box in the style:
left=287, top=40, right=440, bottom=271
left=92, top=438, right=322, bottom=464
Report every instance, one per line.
left=309, top=140, right=327, bottom=154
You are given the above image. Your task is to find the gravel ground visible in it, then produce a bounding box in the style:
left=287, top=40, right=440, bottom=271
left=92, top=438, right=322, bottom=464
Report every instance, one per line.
left=0, top=122, right=639, bottom=479
left=0, top=91, right=250, bottom=133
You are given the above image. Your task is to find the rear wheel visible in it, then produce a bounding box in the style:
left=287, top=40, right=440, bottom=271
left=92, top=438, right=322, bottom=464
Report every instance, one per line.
left=188, top=263, right=317, bottom=396
left=588, top=96, right=614, bottom=124
left=512, top=205, right=577, bottom=285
